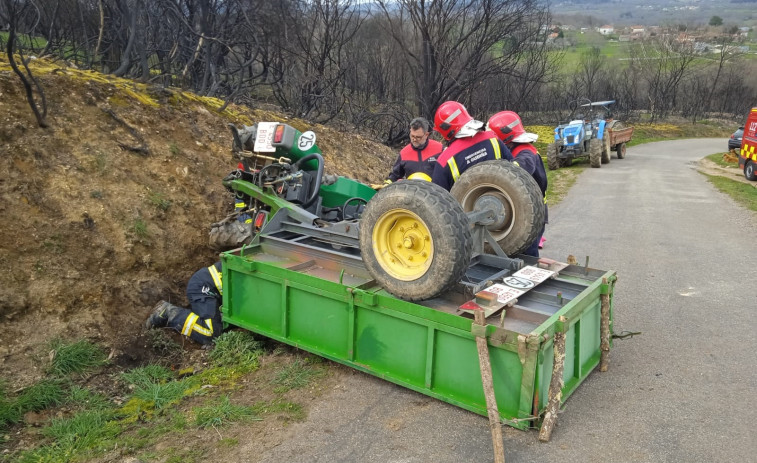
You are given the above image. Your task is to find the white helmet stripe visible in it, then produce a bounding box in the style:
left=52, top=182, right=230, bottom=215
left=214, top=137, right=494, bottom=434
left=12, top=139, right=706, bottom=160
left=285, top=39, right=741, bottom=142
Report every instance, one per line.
left=506, top=119, right=520, bottom=129
left=444, top=109, right=462, bottom=124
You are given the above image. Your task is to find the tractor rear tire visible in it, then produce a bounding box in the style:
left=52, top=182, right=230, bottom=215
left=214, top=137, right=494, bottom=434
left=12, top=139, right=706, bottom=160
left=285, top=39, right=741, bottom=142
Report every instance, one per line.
left=451, top=161, right=545, bottom=257
left=547, top=143, right=559, bottom=171
left=208, top=221, right=252, bottom=251
left=359, top=181, right=472, bottom=301
left=589, top=138, right=602, bottom=168
left=601, top=130, right=611, bottom=164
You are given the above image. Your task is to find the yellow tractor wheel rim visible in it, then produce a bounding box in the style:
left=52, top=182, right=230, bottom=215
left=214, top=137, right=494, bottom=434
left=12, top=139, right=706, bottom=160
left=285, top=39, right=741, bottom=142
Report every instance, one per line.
left=372, top=209, right=433, bottom=281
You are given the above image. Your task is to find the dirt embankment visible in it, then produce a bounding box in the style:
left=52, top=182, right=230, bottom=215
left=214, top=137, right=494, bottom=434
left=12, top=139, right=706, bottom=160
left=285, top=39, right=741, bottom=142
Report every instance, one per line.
left=0, top=55, right=396, bottom=387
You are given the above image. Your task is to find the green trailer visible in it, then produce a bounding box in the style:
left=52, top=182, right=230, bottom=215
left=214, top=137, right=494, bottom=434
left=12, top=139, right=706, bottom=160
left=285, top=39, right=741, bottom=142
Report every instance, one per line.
left=215, top=122, right=617, bottom=432
left=220, top=211, right=615, bottom=430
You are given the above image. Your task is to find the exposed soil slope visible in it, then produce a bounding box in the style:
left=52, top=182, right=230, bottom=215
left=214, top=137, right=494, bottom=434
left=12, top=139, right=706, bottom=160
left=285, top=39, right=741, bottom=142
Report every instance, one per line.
left=0, top=55, right=396, bottom=387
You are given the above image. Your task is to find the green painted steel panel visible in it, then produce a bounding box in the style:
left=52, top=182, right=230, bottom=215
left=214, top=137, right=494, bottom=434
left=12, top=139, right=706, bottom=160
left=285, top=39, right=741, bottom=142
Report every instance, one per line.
left=579, top=302, right=601, bottom=371
left=289, top=288, right=350, bottom=357
left=228, top=270, right=283, bottom=335
left=319, top=176, right=376, bottom=208
left=355, top=309, right=427, bottom=385
left=432, top=330, right=487, bottom=408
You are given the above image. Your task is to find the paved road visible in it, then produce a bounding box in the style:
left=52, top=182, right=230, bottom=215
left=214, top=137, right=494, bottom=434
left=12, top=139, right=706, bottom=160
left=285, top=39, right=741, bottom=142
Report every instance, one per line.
left=249, top=139, right=757, bottom=463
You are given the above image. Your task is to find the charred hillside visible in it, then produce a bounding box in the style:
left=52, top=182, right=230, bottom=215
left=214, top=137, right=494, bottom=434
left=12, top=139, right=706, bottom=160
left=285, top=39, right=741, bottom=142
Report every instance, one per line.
left=0, top=55, right=395, bottom=387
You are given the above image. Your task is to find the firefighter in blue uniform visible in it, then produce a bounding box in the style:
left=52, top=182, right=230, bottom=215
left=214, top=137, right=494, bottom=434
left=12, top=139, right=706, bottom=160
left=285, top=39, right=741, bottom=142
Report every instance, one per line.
left=377, top=117, right=443, bottom=187
left=145, top=262, right=223, bottom=345
left=431, top=101, right=513, bottom=191
left=488, top=110, right=548, bottom=257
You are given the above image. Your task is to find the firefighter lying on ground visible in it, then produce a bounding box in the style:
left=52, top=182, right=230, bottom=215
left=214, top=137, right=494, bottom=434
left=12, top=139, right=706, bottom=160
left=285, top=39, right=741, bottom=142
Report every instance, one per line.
left=487, top=110, right=548, bottom=257
left=430, top=101, right=513, bottom=191
left=372, top=117, right=443, bottom=189
left=145, top=262, right=223, bottom=345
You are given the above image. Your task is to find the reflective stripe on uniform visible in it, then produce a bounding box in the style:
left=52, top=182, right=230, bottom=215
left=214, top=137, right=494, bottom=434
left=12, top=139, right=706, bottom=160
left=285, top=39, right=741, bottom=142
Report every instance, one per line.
left=182, top=313, right=199, bottom=336
left=235, top=202, right=245, bottom=209
left=489, top=138, right=501, bottom=159
left=449, top=158, right=461, bottom=181
left=208, top=265, right=223, bottom=294
left=182, top=313, right=214, bottom=337
left=192, top=319, right=213, bottom=337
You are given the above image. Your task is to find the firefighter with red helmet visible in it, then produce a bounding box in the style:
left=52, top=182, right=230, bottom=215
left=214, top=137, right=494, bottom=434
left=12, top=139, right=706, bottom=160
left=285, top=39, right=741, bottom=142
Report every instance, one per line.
left=374, top=117, right=442, bottom=189
left=431, top=101, right=513, bottom=191
left=488, top=110, right=548, bottom=257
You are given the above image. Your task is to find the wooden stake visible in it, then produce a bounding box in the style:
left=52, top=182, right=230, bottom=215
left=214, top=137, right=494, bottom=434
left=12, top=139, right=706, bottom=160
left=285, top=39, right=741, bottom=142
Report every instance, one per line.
left=474, top=310, right=506, bottom=463
left=538, top=316, right=567, bottom=443
left=599, top=277, right=611, bottom=372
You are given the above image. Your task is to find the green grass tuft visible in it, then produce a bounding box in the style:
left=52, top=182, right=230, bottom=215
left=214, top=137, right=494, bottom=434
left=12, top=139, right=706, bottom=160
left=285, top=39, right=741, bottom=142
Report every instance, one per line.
left=147, top=191, right=172, bottom=211
left=121, top=365, right=175, bottom=389
left=48, top=339, right=107, bottom=376
left=133, top=379, right=189, bottom=410
left=193, top=396, right=260, bottom=428
left=65, top=386, right=112, bottom=411
left=271, top=357, right=325, bottom=393
left=208, top=331, right=263, bottom=371
left=13, top=409, right=120, bottom=463
left=132, top=218, right=149, bottom=239
left=15, top=380, right=66, bottom=413
left=1, top=379, right=66, bottom=428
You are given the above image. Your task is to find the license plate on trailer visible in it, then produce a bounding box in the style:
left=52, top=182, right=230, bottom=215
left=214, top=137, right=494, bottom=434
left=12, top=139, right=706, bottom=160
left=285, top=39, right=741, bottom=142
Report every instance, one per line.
left=459, top=265, right=558, bottom=315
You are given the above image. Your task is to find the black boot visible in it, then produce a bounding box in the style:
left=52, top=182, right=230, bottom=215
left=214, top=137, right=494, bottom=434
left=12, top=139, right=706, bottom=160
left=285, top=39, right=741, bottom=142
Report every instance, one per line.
left=145, top=301, right=183, bottom=329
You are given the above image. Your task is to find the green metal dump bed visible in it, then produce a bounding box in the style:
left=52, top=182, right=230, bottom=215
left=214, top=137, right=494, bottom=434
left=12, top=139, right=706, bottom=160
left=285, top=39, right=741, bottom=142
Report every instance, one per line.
left=221, top=236, right=615, bottom=430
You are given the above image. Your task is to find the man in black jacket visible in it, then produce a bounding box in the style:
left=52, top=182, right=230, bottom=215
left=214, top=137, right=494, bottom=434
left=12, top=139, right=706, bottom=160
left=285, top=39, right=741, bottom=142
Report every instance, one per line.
left=378, top=117, right=443, bottom=187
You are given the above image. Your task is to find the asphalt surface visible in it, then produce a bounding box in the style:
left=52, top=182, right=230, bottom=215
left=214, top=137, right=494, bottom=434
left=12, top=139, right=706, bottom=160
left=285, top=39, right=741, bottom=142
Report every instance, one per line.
left=250, top=138, right=757, bottom=463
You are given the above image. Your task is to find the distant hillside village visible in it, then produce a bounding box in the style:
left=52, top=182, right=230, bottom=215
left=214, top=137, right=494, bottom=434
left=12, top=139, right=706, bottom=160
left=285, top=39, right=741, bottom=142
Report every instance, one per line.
left=542, top=23, right=753, bottom=53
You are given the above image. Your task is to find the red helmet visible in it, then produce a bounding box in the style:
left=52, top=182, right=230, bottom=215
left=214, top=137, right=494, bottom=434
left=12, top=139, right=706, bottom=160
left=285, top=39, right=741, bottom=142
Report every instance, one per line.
left=434, top=101, right=473, bottom=140
left=487, top=111, right=525, bottom=144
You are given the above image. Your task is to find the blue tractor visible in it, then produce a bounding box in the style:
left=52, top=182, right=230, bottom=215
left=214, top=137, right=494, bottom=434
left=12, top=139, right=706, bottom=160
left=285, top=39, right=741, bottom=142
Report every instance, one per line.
left=546, top=99, right=616, bottom=170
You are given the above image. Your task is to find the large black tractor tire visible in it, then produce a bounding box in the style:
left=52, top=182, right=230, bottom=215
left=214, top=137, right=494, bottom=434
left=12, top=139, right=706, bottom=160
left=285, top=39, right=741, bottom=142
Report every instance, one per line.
left=601, top=130, right=612, bottom=164
left=745, top=160, right=757, bottom=181
left=547, top=143, right=559, bottom=171
left=451, top=161, right=545, bottom=257
left=589, top=138, right=602, bottom=168
left=616, top=142, right=626, bottom=159
left=208, top=220, right=252, bottom=251
left=359, top=181, right=472, bottom=301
